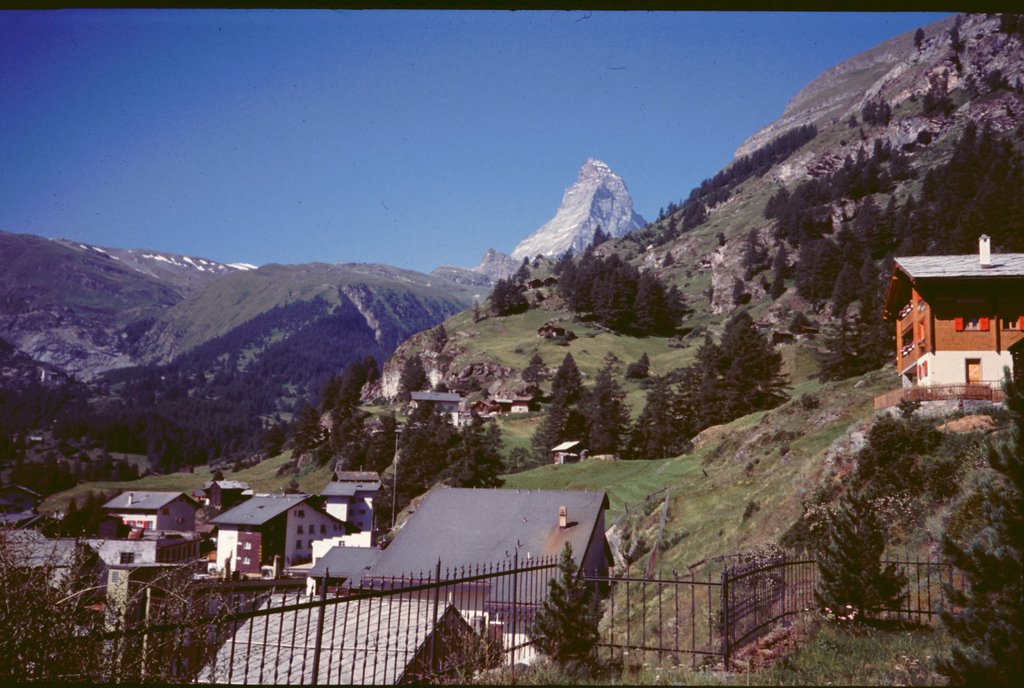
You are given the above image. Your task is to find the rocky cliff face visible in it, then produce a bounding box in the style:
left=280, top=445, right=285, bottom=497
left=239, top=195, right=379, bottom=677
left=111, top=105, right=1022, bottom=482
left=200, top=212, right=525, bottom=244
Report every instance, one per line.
left=511, top=158, right=646, bottom=260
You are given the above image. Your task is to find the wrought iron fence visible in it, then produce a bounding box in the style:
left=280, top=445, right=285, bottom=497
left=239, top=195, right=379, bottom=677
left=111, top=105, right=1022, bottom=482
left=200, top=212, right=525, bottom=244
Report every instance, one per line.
left=20, top=549, right=967, bottom=682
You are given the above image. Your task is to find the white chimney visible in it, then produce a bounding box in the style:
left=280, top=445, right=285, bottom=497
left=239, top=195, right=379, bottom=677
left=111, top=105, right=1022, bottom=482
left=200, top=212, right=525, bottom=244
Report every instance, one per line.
left=980, top=235, right=992, bottom=267
left=558, top=505, right=567, bottom=528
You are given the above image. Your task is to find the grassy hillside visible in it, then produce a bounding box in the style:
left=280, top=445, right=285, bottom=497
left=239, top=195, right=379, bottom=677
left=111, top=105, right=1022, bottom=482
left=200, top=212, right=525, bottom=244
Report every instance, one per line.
left=39, top=450, right=335, bottom=516
left=504, top=365, right=895, bottom=569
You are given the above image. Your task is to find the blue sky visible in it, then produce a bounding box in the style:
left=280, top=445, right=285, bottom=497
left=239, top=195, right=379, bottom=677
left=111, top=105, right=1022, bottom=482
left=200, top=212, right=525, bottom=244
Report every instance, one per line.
left=0, top=10, right=948, bottom=274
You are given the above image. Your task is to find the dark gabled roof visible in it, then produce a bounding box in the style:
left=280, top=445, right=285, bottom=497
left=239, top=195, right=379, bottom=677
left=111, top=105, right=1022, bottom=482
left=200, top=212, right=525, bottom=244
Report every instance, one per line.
left=103, top=491, right=196, bottom=512
left=210, top=494, right=309, bottom=526
left=365, top=487, right=609, bottom=578
left=307, top=546, right=382, bottom=585
left=1, top=484, right=42, bottom=499
left=321, top=481, right=381, bottom=497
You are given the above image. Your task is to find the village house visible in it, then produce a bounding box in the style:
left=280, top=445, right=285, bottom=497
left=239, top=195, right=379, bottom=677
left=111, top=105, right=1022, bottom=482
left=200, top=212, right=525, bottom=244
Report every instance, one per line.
left=201, top=593, right=473, bottom=684
left=409, top=390, right=464, bottom=415
left=202, top=479, right=251, bottom=510
left=86, top=531, right=203, bottom=583
left=882, top=236, right=1024, bottom=397
left=103, top=491, right=200, bottom=532
left=551, top=440, right=585, bottom=464
left=0, top=484, right=42, bottom=528
left=210, top=493, right=353, bottom=577
left=320, top=475, right=380, bottom=533
left=358, top=486, right=612, bottom=664
left=537, top=324, right=566, bottom=339
left=0, top=484, right=41, bottom=513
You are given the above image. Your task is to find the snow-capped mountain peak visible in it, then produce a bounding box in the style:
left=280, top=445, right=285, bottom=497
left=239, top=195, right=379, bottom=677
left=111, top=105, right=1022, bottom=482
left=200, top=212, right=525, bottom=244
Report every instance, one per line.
left=511, top=158, right=646, bottom=260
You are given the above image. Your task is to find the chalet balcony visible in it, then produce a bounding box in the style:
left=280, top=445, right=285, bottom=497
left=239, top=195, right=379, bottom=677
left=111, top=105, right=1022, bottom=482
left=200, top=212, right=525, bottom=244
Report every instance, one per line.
left=874, top=381, right=1006, bottom=410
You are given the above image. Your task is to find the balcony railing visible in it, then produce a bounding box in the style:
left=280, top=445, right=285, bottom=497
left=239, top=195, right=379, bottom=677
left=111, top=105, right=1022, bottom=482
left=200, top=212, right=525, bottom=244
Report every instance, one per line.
left=874, top=381, right=1006, bottom=410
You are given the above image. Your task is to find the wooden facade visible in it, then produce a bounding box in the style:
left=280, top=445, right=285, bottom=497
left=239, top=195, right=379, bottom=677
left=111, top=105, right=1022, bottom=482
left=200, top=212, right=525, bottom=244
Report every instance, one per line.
left=883, top=242, right=1024, bottom=391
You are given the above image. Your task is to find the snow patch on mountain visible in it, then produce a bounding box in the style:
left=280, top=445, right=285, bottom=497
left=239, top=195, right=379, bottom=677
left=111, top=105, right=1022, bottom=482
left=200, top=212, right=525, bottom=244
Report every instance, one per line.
left=511, top=158, right=646, bottom=260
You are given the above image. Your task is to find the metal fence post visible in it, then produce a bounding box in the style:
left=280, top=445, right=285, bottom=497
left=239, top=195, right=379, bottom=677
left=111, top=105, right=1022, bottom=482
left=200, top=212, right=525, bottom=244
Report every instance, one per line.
left=720, top=566, right=730, bottom=670
left=310, top=569, right=329, bottom=685
left=430, top=557, right=441, bottom=674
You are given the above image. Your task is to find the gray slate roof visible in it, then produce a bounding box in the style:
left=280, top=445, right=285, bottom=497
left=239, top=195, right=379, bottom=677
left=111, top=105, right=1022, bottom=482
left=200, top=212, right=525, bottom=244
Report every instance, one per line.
left=410, top=391, right=462, bottom=403
left=895, top=253, right=1024, bottom=279
left=210, top=494, right=309, bottom=526
left=307, top=546, right=382, bottom=585
left=366, top=487, right=609, bottom=578
left=321, top=481, right=381, bottom=497
left=0, top=530, right=81, bottom=568
left=103, top=491, right=193, bottom=511
left=200, top=594, right=466, bottom=685
left=203, top=480, right=250, bottom=491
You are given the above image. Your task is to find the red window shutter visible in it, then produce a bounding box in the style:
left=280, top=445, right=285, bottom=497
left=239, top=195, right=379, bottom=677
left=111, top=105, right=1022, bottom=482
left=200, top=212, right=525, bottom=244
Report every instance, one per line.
left=980, top=317, right=990, bottom=331
left=954, top=317, right=964, bottom=331
left=1018, top=316, right=1023, bottom=330
left=923, top=360, right=928, bottom=377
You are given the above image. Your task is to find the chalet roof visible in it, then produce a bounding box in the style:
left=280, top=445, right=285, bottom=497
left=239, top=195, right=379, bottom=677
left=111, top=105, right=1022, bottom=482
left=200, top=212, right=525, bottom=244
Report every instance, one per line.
left=365, top=487, right=609, bottom=578
left=210, top=494, right=309, bottom=526
left=103, top=491, right=196, bottom=512
left=320, top=481, right=381, bottom=498
left=0, top=530, right=81, bottom=568
left=551, top=440, right=581, bottom=452
left=202, top=480, right=250, bottom=491
left=894, top=253, right=1024, bottom=279
left=1, top=484, right=42, bottom=498
left=883, top=251, right=1024, bottom=320
left=200, top=595, right=468, bottom=684
left=410, top=391, right=462, bottom=403
left=307, top=545, right=382, bottom=584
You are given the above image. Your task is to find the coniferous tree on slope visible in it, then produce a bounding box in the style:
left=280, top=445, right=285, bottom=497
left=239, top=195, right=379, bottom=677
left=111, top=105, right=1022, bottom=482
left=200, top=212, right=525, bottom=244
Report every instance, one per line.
left=530, top=543, right=601, bottom=677
left=815, top=487, right=907, bottom=620
left=939, top=375, right=1024, bottom=685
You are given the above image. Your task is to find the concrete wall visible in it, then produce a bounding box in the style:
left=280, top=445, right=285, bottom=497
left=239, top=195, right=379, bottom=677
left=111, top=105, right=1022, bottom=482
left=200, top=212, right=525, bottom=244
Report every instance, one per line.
left=283, top=504, right=347, bottom=566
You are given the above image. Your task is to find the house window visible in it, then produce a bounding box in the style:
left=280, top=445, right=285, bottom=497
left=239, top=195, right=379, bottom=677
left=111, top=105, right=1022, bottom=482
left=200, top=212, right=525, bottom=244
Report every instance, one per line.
left=1004, top=316, right=1023, bottom=330
left=110, top=571, right=121, bottom=583
left=175, top=517, right=185, bottom=525
left=244, top=541, right=252, bottom=550
left=295, top=540, right=302, bottom=550
left=120, top=552, right=135, bottom=564
left=956, top=317, right=989, bottom=331
left=296, top=510, right=305, bottom=518
left=297, top=525, right=304, bottom=534
left=243, top=557, right=251, bottom=566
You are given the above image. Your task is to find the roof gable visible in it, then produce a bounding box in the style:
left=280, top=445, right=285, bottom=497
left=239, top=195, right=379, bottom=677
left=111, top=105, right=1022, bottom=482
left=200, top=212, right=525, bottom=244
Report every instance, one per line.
left=103, top=491, right=195, bottom=512
left=210, top=494, right=309, bottom=526
left=366, top=487, right=608, bottom=577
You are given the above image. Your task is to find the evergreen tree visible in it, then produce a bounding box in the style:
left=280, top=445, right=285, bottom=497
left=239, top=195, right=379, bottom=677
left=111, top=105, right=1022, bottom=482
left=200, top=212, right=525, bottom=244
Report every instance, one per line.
left=716, top=310, right=788, bottom=418
left=580, top=363, right=630, bottom=455
left=529, top=543, right=602, bottom=676
left=522, top=353, right=546, bottom=386
left=939, top=376, right=1024, bottom=685
left=628, top=375, right=692, bottom=460
left=446, top=418, right=505, bottom=488
left=625, top=352, right=650, bottom=380
left=815, top=488, right=907, bottom=620
left=551, top=354, right=583, bottom=407
left=291, top=403, right=325, bottom=456
left=398, top=355, right=428, bottom=401
left=769, top=245, right=790, bottom=299
left=914, top=27, right=925, bottom=49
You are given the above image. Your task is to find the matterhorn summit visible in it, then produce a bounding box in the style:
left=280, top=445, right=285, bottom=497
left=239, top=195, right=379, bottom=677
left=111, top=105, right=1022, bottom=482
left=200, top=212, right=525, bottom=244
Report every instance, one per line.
left=511, top=158, right=646, bottom=261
